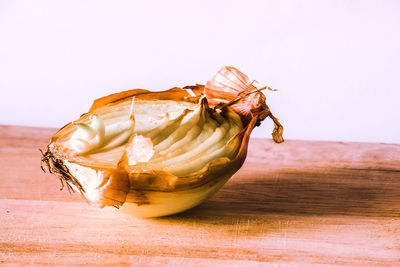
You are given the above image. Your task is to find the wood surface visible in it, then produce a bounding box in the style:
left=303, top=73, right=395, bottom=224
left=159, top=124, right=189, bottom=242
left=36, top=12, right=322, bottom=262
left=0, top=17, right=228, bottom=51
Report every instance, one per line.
left=1, top=125, right=399, bottom=266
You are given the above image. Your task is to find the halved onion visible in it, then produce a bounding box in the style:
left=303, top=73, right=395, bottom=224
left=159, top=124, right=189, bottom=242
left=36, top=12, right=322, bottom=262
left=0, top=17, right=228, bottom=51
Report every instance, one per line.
left=41, top=66, right=284, bottom=217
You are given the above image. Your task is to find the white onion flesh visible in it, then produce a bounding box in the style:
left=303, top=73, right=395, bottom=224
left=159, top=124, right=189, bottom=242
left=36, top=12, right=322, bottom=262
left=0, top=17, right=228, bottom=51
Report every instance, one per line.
left=56, top=99, right=243, bottom=177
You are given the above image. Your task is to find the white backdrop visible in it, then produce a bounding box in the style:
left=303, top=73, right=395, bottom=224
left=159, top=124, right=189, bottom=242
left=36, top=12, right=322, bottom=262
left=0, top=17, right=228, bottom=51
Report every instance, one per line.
left=1, top=0, right=399, bottom=143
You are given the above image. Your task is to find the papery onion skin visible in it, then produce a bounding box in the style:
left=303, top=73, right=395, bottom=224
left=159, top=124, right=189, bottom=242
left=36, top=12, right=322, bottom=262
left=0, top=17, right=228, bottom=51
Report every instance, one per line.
left=41, top=66, right=284, bottom=217
left=205, top=66, right=284, bottom=143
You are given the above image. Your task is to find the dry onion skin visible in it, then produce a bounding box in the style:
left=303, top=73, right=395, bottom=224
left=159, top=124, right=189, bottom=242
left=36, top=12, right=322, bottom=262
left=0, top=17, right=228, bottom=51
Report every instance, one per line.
left=41, top=66, right=284, bottom=218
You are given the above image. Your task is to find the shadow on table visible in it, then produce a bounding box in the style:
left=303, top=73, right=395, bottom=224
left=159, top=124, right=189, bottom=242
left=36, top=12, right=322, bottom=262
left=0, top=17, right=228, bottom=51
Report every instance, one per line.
left=162, top=167, right=400, bottom=221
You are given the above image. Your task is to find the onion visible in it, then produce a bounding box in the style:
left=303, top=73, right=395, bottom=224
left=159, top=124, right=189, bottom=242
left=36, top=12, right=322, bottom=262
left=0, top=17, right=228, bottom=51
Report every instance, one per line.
left=41, top=66, right=284, bottom=217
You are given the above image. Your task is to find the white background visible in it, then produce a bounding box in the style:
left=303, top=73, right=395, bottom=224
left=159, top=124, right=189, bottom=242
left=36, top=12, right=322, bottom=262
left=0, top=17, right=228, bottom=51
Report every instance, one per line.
left=1, top=0, right=399, bottom=143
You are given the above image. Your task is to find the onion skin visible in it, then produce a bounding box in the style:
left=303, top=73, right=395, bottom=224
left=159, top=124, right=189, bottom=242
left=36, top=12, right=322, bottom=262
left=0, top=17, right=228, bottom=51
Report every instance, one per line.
left=205, top=66, right=284, bottom=142
left=95, top=167, right=130, bottom=207
left=42, top=66, right=283, bottom=217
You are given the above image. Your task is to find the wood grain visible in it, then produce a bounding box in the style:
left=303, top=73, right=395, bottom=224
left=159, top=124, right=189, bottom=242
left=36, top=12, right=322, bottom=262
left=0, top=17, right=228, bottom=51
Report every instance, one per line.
left=1, top=125, right=399, bottom=266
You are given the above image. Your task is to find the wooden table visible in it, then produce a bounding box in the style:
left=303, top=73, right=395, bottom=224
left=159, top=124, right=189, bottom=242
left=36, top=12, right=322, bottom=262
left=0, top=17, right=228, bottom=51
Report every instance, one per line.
left=1, top=125, right=399, bottom=266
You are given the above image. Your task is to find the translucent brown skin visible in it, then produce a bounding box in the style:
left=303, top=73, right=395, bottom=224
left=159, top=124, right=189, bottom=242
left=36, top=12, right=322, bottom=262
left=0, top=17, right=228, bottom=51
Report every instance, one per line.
left=95, top=168, right=130, bottom=207
left=47, top=85, right=272, bottom=208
